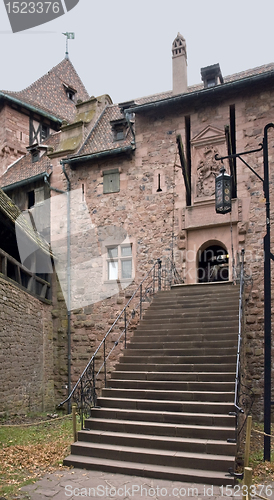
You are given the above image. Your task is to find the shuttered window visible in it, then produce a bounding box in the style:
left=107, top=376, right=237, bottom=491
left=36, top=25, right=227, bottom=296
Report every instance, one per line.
left=103, top=169, right=120, bottom=194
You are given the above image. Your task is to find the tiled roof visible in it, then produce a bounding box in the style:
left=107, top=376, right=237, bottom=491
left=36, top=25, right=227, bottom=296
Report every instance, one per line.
left=75, top=105, right=134, bottom=158
left=2, top=59, right=90, bottom=123
left=3, top=61, right=274, bottom=172
left=0, top=132, right=60, bottom=188
left=133, top=62, right=274, bottom=106
left=0, top=189, right=50, bottom=255
left=68, top=62, right=274, bottom=161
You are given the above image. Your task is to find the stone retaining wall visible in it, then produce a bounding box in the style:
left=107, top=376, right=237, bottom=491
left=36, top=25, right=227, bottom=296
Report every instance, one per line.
left=0, top=274, right=54, bottom=415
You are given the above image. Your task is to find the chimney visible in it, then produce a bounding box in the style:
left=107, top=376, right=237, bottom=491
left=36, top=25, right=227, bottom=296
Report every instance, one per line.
left=201, top=63, right=223, bottom=88
left=172, top=33, right=188, bottom=95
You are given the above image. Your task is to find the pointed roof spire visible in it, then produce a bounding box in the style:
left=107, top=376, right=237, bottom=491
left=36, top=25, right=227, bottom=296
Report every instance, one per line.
left=62, top=32, right=75, bottom=60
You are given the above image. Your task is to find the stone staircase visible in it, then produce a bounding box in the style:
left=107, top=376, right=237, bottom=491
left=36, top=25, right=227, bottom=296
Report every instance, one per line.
left=64, top=282, right=239, bottom=485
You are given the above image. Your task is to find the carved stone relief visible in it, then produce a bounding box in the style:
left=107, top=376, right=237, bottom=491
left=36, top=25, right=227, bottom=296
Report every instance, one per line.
left=191, top=125, right=227, bottom=203
left=196, top=145, right=220, bottom=198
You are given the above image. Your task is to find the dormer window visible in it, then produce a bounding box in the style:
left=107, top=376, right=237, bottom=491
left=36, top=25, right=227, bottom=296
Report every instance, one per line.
left=63, top=83, right=77, bottom=101
left=67, top=90, right=75, bottom=101
left=207, top=78, right=216, bottom=88
left=31, top=150, right=40, bottom=163
left=26, top=143, right=48, bottom=163
left=201, top=63, right=223, bottom=89
left=116, top=128, right=125, bottom=141
left=110, top=118, right=127, bottom=142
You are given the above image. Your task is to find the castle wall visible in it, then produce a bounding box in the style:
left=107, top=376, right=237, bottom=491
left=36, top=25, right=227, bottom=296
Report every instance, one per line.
left=0, top=104, right=29, bottom=176
left=50, top=129, right=183, bottom=399
left=59, top=84, right=274, bottom=418
left=0, top=274, right=55, bottom=415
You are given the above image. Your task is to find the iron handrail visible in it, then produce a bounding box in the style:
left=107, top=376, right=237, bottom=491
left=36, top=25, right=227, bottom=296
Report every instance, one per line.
left=59, top=257, right=182, bottom=425
left=234, top=248, right=245, bottom=413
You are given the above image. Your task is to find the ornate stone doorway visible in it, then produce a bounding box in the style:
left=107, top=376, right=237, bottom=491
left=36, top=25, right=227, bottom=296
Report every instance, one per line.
left=197, top=243, right=229, bottom=283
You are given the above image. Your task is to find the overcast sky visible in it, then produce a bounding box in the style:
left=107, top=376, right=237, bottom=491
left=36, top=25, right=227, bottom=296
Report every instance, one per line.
left=0, top=0, right=274, bottom=104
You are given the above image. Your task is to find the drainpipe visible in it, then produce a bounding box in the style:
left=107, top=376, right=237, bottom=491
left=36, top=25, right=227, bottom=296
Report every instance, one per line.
left=44, top=166, right=71, bottom=414
left=60, top=162, right=71, bottom=414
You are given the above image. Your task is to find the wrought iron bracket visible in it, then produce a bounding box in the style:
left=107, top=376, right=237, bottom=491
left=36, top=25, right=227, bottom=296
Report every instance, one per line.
left=215, top=144, right=264, bottom=183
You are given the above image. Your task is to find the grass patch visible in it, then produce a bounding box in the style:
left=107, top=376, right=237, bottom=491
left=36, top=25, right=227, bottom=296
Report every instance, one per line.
left=248, top=421, right=274, bottom=483
left=0, top=413, right=78, bottom=499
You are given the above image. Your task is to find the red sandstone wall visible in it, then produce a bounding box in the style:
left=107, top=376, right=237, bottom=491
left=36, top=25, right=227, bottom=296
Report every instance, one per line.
left=0, top=104, right=29, bottom=176
left=60, top=87, right=274, bottom=418
left=0, top=275, right=55, bottom=415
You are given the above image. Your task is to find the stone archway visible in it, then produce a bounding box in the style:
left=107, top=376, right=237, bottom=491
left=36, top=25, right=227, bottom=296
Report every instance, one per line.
left=197, top=242, right=229, bottom=283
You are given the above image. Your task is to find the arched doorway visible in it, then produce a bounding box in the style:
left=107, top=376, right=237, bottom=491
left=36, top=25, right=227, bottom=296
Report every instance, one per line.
left=197, top=243, right=229, bottom=283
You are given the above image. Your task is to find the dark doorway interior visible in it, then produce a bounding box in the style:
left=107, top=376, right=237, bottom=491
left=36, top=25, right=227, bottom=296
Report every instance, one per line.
left=198, top=244, right=229, bottom=283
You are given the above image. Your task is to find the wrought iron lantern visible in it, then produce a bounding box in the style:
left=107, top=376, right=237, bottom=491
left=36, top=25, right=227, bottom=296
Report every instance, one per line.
left=215, top=165, right=232, bottom=214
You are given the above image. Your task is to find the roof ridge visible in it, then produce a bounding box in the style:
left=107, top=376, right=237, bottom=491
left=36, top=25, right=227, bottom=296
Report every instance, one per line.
left=223, top=61, right=274, bottom=82
left=13, top=58, right=79, bottom=94
left=75, top=105, right=110, bottom=157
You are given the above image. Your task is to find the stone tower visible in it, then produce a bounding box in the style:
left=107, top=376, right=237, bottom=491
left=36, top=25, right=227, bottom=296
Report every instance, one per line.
left=172, top=33, right=188, bottom=95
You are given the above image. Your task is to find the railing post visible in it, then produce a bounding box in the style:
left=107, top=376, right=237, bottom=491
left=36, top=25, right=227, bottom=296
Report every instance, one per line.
left=92, top=357, right=96, bottom=407
left=124, top=308, right=127, bottom=349
left=244, top=415, right=252, bottom=468
left=72, top=404, right=77, bottom=442
left=242, top=467, right=252, bottom=500
left=140, top=283, right=142, bottom=320
left=80, top=378, right=84, bottom=430
left=104, top=340, right=106, bottom=388
left=158, top=258, right=162, bottom=291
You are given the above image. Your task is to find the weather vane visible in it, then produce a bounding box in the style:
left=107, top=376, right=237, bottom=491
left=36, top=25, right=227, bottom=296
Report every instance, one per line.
left=62, top=32, right=75, bottom=59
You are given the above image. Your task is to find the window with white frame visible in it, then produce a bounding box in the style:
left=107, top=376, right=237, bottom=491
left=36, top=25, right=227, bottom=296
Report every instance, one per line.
left=107, top=244, right=132, bottom=281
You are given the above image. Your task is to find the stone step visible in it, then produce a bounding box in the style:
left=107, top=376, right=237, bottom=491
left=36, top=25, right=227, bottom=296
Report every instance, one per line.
left=135, top=324, right=238, bottom=333
left=111, top=371, right=236, bottom=382
left=138, top=319, right=238, bottom=329
left=143, top=309, right=238, bottom=318
left=102, top=388, right=234, bottom=402
left=153, top=288, right=238, bottom=296
left=119, top=356, right=236, bottom=366
left=108, top=379, right=235, bottom=391
left=155, top=297, right=238, bottom=304
left=149, top=295, right=239, bottom=303
left=88, top=407, right=235, bottom=427
left=96, top=397, right=234, bottom=414
left=64, top=282, right=239, bottom=483
left=77, top=429, right=236, bottom=456
left=68, top=441, right=235, bottom=473
left=127, top=339, right=237, bottom=349
left=130, top=331, right=237, bottom=341
left=116, top=363, right=236, bottom=372
left=84, top=417, right=235, bottom=441
left=171, top=282, right=238, bottom=292
left=63, top=454, right=234, bottom=486
left=158, top=290, right=238, bottom=301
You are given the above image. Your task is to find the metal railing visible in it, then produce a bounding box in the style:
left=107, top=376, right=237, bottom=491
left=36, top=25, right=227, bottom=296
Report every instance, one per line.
left=228, top=250, right=254, bottom=479
left=234, top=248, right=245, bottom=413
left=0, top=247, right=51, bottom=301
left=59, top=257, right=183, bottom=427
left=232, top=249, right=254, bottom=423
